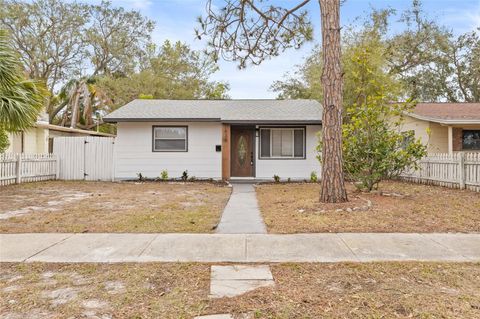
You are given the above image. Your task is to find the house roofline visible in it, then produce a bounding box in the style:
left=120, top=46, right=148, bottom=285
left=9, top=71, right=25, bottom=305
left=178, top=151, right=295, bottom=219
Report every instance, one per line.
left=36, top=122, right=116, bottom=137
left=103, top=118, right=222, bottom=123
left=405, top=112, right=480, bottom=125
left=103, top=118, right=322, bottom=125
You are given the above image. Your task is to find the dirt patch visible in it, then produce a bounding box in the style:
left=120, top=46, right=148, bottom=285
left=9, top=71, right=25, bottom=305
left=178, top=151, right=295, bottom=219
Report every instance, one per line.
left=42, top=287, right=79, bottom=306
left=256, top=181, right=480, bottom=233
left=0, top=181, right=231, bottom=233
left=104, top=281, right=125, bottom=294
left=1, top=262, right=479, bottom=318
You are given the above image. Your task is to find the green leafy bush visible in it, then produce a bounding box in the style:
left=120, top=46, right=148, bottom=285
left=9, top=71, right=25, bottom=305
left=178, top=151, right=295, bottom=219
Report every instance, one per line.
left=273, top=174, right=280, bottom=183
left=318, top=30, right=427, bottom=191
left=310, top=171, right=318, bottom=183
left=0, top=129, right=9, bottom=153
left=160, top=170, right=168, bottom=181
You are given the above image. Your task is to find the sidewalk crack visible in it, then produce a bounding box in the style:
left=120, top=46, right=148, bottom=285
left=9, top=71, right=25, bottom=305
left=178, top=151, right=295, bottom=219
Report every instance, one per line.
left=336, top=233, right=360, bottom=262
left=23, top=234, right=76, bottom=262
left=137, top=234, right=159, bottom=257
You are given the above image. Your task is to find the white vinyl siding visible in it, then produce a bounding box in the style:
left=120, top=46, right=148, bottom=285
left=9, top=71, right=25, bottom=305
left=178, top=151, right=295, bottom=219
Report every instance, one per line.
left=115, top=122, right=222, bottom=179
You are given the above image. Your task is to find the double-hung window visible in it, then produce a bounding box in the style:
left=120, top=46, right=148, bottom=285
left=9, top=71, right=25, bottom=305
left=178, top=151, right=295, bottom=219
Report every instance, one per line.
left=260, top=127, right=305, bottom=159
left=153, top=126, right=188, bottom=152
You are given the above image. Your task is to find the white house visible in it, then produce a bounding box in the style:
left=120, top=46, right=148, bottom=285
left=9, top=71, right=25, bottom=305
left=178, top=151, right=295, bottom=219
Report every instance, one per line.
left=103, top=99, right=323, bottom=180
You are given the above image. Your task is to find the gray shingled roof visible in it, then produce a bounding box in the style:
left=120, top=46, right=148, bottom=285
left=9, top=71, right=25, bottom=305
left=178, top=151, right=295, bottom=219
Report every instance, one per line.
left=103, top=99, right=322, bottom=123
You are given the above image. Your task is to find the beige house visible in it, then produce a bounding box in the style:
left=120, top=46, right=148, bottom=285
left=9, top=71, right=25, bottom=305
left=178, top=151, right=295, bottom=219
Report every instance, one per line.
left=401, top=103, right=480, bottom=154
left=6, top=112, right=115, bottom=154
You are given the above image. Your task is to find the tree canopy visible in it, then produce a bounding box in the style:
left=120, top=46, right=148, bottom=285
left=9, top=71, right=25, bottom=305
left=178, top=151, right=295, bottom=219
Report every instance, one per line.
left=272, top=1, right=480, bottom=103
left=0, top=0, right=229, bottom=131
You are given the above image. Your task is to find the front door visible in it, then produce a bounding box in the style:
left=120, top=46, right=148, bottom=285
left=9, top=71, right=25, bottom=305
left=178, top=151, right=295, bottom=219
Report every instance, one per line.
left=231, top=127, right=255, bottom=177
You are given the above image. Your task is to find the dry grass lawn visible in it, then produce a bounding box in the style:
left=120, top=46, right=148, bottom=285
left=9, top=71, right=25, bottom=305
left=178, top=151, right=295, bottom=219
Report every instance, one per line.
left=1, top=262, right=479, bottom=318
left=0, top=181, right=231, bottom=233
left=256, top=181, right=480, bottom=233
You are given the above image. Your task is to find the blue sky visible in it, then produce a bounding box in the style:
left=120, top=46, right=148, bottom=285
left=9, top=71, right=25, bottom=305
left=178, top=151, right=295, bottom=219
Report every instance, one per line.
left=101, top=0, right=480, bottom=98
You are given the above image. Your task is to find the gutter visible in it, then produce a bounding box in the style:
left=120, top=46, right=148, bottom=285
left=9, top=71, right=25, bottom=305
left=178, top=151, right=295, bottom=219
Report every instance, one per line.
left=102, top=118, right=322, bottom=125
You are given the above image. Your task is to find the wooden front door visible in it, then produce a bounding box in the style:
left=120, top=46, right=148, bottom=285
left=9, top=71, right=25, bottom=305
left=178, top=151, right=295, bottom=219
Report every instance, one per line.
left=231, top=127, right=255, bottom=177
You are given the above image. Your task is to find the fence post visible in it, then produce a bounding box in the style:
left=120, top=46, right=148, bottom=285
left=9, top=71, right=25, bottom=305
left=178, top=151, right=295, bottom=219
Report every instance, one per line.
left=55, top=154, right=60, bottom=180
left=15, top=154, right=22, bottom=184
left=459, top=152, right=465, bottom=189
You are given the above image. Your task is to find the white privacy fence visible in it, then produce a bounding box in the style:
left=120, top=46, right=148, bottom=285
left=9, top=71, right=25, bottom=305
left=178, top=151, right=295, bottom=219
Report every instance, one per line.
left=0, top=136, right=114, bottom=186
left=0, top=153, right=57, bottom=186
left=53, top=136, right=115, bottom=181
left=400, top=152, right=480, bottom=192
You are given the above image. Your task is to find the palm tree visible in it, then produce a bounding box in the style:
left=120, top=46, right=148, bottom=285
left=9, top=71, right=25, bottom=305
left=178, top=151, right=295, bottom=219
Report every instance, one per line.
left=0, top=29, right=45, bottom=152
left=55, top=76, right=111, bottom=129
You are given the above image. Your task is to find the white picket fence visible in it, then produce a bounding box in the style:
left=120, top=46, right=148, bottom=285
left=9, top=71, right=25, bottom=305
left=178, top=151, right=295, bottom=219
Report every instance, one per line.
left=401, top=152, right=480, bottom=192
left=0, top=153, right=58, bottom=186
left=53, top=136, right=115, bottom=181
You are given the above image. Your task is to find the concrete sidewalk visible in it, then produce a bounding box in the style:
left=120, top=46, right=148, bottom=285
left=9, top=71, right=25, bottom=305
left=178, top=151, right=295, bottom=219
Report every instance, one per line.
left=1, top=233, right=479, bottom=263
left=216, top=183, right=266, bottom=234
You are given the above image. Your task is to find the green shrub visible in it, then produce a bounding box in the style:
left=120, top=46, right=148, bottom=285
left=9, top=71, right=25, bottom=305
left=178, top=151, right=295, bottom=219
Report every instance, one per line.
left=160, top=170, right=168, bottom=181
left=0, top=129, right=9, bottom=153
left=273, top=174, right=280, bottom=183
left=310, top=171, right=318, bottom=183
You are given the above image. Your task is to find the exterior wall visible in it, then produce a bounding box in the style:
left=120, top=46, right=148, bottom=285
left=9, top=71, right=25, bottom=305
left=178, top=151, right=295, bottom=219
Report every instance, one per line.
left=254, top=125, right=321, bottom=180
left=452, top=128, right=463, bottom=151
left=114, top=122, right=322, bottom=180
left=400, top=116, right=448, bottom=153
left=114, top=122, right=223, bottom=179
left=428, top=123, right=448, bottom=153
left=6, top=127, right=48, bottom=153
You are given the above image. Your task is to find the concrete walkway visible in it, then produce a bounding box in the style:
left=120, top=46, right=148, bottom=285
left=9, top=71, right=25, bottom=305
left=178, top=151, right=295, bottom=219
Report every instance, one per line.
left=1, top=233, right=479, bottom=263
left=216, top=183, right=266, bottom=234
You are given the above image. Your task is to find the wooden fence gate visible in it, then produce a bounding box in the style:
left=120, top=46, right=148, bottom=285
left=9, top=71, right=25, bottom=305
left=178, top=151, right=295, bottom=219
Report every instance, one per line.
left=53, top=136, right=115, bottom=181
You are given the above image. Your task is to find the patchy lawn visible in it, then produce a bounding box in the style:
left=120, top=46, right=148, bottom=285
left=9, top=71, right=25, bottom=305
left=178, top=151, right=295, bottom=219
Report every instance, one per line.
left=256, top=181, right=480, bottom=233
left=0, top=181, right=231, bottom=233
left=1, top=262, right=479, bottom=318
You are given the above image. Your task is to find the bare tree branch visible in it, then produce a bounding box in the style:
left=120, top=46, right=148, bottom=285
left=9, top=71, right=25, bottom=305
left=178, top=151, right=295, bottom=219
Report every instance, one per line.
left=197, top=0, right=314, bottom=68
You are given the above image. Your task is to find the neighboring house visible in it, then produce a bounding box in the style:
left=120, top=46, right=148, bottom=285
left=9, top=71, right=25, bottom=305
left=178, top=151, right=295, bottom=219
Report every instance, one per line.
left=6, top=111, right=115, bottom=154
left=401, top=103, right=480, bottom=154
left=103, top=99, right=322, bottom=180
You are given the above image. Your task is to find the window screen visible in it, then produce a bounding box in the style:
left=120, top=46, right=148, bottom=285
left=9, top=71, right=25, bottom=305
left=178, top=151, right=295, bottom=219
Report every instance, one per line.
left=463, top=130, right=480, bottom=150
left=260, top=128, right=305, bottom=159
left=153, top=126, right=187, bottom=151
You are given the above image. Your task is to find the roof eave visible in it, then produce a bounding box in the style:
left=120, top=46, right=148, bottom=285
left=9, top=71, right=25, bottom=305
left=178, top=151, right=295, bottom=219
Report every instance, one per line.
left=103, top=117, right=222, bottom=123
left=222, top=120, right=322, bottom=124
left=405, top=112, right=480, bottom=125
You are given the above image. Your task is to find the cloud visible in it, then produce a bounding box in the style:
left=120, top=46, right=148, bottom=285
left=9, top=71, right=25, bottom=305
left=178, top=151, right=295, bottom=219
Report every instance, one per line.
left=438, top=2, right=480, bottom=34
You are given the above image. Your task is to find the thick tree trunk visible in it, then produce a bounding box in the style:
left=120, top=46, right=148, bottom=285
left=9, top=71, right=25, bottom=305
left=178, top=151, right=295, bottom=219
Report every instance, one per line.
left=319, top=0, right=348, bottom=203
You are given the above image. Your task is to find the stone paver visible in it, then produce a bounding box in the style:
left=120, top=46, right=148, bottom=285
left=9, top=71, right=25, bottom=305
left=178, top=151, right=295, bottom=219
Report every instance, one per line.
left=1, top=233, right=479, bottom=263
left=216, top=183, right=266, bottom=234
left=210, top=265, right=275, bottom=298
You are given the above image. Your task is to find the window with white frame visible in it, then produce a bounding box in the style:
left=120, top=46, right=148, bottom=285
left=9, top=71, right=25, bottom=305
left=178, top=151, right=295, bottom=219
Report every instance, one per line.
left=153, top=126, right=187, bottom=152
left=260, top=127, right=305, bottom=159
